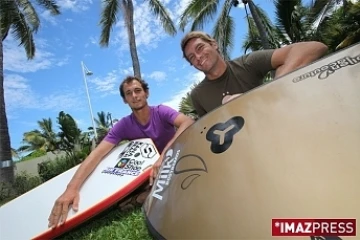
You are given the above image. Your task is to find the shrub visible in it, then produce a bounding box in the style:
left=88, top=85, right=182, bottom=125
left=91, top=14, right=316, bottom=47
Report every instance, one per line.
left=0, top=172, right=42, bottom=205
left=38, top=150, right=88, bottom=182
left=13, top=171, right=42, bottom=195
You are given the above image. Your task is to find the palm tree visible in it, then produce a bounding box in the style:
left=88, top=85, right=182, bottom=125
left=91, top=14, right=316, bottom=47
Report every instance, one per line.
left=178, top=0, right=270, bottom=60
left=99, top=0, right=177, bottom=79
left=0, top=0, right=60, bottom=184
left=57, top=111, right=82, bottom=154
left=242, top=0, right=358, bottom=54
left=317, top=1, right=360, bottom=51
left=20, top=118, right=59, bottom=152
left=88, top=111, right=113, bottom=143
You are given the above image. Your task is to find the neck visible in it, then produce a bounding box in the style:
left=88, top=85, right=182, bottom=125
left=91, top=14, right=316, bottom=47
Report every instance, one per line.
left=206, top=58, right=227, bottom=80
left=132, top=105, right=151, bottom=125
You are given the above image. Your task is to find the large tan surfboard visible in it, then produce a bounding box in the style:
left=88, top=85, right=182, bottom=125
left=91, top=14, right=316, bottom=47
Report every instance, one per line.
left=143, top=43, right=360, bottom=239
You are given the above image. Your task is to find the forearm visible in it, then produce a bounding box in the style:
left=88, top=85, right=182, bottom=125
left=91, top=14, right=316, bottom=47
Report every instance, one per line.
left=275, top=41, right=328, bottom=78
left=66, top=153, right=102, bottom=191
left=66, top=141, right=114, bottom=191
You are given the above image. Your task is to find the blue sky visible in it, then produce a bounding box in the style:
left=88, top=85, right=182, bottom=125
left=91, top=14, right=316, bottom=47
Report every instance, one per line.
left=4, top=0, right=278, bottom=150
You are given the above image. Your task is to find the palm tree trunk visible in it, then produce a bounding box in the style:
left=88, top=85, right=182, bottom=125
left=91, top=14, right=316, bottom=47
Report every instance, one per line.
left=247, top=0, right=271, bottom=49
left=123, top=0, right=141, bottom=79
left=0, top=35, right=15, bottom=184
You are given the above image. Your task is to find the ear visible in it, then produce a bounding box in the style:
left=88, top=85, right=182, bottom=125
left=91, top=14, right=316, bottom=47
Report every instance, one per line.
left=145, top=90, right=149, bottom=99
left=122, top=97, right=128, bottom=104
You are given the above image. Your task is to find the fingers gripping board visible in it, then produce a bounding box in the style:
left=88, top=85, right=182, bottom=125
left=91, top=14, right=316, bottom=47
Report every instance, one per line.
left=143, top=43, right=360, bottom=240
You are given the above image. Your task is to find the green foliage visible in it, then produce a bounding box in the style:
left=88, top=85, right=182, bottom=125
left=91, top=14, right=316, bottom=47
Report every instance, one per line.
left=59, top=207, right=152, bottom=240
left=38, top=151, right=88, bottom=182
left=18, top=149, right=47, bottom=162
left=57, top=111, right=82, bottom=153
left=0, top=172, right=42, bottom=205
left=12, top=171, right=42, bottom=195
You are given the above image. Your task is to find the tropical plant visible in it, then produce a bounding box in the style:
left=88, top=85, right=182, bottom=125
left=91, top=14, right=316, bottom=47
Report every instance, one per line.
left=0, top=0, right=60, bottom=184
left=242, top=0, right=359, bottom=54
left=317, top=1, right=360, bottom=51
left=20, top=118, right=59, bottom=152
left=178, top=82, right=200, bottom=121
left=88, top=111, right=113, bottom=142
left=99, top=0, right=177, bottom=78
left=57, top=111, right=82, bottom=155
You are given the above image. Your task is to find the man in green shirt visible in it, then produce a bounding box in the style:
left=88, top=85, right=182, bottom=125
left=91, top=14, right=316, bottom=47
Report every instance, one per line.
left=180, top=31, right=329, bottom=117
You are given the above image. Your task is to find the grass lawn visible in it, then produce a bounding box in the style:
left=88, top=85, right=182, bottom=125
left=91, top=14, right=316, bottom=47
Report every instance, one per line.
left=57, top=206, right=153, bottom=240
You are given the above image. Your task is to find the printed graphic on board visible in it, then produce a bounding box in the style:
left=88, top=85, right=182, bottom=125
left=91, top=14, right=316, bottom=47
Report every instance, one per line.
left=206, top=116, right=245, bottom=154
left=102, top=140, right=157, bottom=177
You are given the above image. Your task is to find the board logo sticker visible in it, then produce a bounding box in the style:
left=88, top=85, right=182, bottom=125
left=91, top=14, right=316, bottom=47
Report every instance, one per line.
left=151, top=148, right=181, bottom=200
left=102, top=140, right=157, bottom=177
left=206, top=116, right=245, bottom=154
left=293, top=53, right=360, bottom=83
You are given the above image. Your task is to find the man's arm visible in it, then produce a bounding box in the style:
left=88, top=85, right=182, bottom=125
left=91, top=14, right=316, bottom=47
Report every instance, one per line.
left=65, top=140, right=115, bottom=191
left=149, top=113, right=194, bottom=186
left=272, top=41, right=328, bottom=78
left=48, top=140, right=115, bottom=228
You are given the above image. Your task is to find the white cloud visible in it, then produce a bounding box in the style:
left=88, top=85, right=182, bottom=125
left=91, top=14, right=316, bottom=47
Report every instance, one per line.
left=172, top=0, right=192, bottom=21
left=148, top=71, right=167, bottom=82
left=88, top=71, right=120, bottom=96
left=4, top=74, right=84, bottom=113
left=40, top=10, right=58, bottom=25
left=3, top=38, right=54, bottom=73
left=57, top=0, right=93, bottom=12
left=162, top=71, right=204, bottom=110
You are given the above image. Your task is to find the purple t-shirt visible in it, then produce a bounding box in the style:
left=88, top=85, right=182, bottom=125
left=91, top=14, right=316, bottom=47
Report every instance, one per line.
left=103, top=105, right=180, bottom=153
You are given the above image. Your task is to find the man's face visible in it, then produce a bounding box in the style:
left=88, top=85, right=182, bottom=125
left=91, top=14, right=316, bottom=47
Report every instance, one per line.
left=123, top=80, right=148, bottom=110
left=184, top=37, right=220, bottom=73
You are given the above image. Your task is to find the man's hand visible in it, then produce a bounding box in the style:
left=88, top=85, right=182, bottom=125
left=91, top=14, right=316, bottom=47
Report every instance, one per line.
left=48, top=188, right=80, bottom=228
left=149, top=155, right=164, bottom=186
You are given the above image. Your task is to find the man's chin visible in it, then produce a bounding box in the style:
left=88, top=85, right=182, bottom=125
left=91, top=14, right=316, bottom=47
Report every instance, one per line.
left=132, top=104, right=146, bottom=111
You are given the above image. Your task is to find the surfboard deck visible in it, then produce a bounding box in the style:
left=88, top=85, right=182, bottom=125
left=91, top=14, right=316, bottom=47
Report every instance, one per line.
left=143, top=43, right=360, bottom=240
left=0, top=138, right=159, bottom=240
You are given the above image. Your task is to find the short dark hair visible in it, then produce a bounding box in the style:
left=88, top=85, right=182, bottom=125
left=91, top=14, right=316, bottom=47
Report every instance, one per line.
left=119, top=76, right=149, bottom=99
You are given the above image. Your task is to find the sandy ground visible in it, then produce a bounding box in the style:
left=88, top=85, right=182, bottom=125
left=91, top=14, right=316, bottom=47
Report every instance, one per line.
left=14, top=151, right=66, bottom=176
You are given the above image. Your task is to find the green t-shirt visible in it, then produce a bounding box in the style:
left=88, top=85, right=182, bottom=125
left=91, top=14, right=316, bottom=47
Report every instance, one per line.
left=190, top=49, right=275, bottom=117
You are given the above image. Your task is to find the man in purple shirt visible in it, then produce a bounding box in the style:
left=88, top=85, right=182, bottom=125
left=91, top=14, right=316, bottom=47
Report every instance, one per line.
left=48, top=76, right=194, bottom=228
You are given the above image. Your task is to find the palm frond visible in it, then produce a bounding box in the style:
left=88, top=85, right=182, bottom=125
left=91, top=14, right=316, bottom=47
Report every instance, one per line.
left=17, top=0, right=41, bottom=32
left=306, top=0, right=336, bottom=29
left=99, top=0, right=119, bottom=47
left=147, top=0, right=176, bottom=36
left=35, top=0, right=61, bottom=15
left=179, top=0, right=219, bottom=31
left=212, top=0, right=234, bottom=60
left=190, top=0, right=219, bottom=31
left=9, top=7, right=35, bottom=59
left=178, top=0, right=205, bottom=31
left=274, top=0, right=302, bottom=42
left=336, top=28, right=360, bottom=50
left=0, top=0, right=17, bottom=41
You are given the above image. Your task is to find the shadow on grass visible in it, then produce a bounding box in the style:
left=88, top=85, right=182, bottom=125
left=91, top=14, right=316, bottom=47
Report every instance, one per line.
left=56, top=205, right=154, bottom=240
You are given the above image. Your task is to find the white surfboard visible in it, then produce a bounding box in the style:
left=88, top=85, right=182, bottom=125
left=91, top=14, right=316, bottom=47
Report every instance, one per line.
left=0, top=138, right=159, bottom=240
